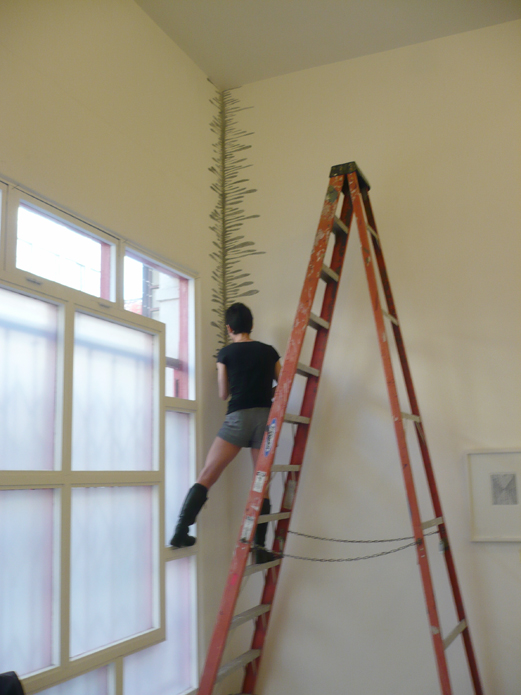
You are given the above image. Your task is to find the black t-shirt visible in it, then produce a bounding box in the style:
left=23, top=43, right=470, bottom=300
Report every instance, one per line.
left=217, top=341, right=280, bottom=414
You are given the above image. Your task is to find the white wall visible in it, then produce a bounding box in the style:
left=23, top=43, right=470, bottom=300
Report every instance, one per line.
left=233, top=20, right=521, bottom=695
left=0, top=0, right=232, bottom=674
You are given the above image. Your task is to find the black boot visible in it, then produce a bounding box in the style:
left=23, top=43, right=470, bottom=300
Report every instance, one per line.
left=253, top=498, right=275, bottom=564
left=170, top=483, right=208, bottom=548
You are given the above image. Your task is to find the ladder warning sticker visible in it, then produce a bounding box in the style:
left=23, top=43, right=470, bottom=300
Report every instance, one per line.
left=240, top=516, right=255, bottom=543
left=264, top=418, right=277, bottom=456
left=253, top=471, right=266, bottom=494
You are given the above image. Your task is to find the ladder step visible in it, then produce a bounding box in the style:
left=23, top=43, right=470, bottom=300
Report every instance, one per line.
left=321, top=264, right=339, bottom=283
left=367, top=224, right=379, bottom=242
left=401, top=411, right=422, bottom=423
left=333, top=216, right=349, bottom=237
left=443, top=619, right=467, bottom=650
left=421, top=516, right=444, bottom=531
left=243, top=558, right=281, bottom=577
left=382, top=310, right=399, bottom=326
left=231, top=604, right=271, bottom=630
left=308, top=312, right=330, bottom=330
left=284, top=413, right=311, bottom=425
left=296, top=362, right=320, bottom=378
left=271, top=464, right=300, bottom=473
left=216, top=649, right=261, bottom=683
left=258, top=512, right=291, bottom=524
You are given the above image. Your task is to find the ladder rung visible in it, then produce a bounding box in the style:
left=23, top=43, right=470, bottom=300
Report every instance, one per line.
left=296, top=362, right=320, bottom=378
left=382, top=310, right=399, bottom=326
left=320, top=264, right=339, bottom=283
left=443, top=619, right=467, bottom=650
left=258, top=512, right=291, bottom=524
left=284, top=413, right=311, bottom=425
left=308, top=312, right=330, bottom=330
left=367, top=224, right=379, bottom=242
left=216, top=649, right=261, bottom=683
left=401, top=411, right=422, bottom=423
left=243, top=559, right=281, bottom=577
left=333, top=216, right=349, bottom=237
left=271, top=464, right=300, bottom=473
left=231, top=603, right=271, bottom=630
left=421, top=516, right=444, bottom=531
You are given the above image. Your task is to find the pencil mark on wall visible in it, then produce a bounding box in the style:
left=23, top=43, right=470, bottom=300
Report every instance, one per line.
left=209, top=90, right=263, bottom=353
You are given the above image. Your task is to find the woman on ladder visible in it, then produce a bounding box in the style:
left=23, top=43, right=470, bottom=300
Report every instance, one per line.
left=170, top=302, right=281, bottom=563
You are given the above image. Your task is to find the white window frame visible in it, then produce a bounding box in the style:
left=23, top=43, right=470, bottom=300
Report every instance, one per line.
left=0, top=178, right=200, bottom=695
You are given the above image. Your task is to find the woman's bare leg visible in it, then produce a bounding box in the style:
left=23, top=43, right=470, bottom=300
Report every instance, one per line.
left=197, top=437, right=241, bottom=489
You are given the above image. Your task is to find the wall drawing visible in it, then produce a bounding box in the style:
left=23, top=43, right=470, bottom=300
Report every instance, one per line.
left=209, top=90, right=263, bottom=353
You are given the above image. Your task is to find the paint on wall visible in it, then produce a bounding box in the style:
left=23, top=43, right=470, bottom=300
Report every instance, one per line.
left=209, top=90, right=263, bottom=353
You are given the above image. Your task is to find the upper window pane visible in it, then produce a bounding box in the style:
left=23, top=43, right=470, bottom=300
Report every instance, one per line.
left=0, top=287, right=58, bottom=470
left=72, top=313, right=155, bottom=471
left=17, top=204, right=112, bottom=299
left=124, top=254, right=193, bottom=399
left=165, top=411, right=192, bottom=540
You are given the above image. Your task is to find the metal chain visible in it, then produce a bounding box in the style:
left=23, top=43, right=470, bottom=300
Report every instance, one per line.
left=287, top=529, right=416, bottom=543
left=251, top=541, right=417, bottom=562
left=252, top=531, right=438, bottom=563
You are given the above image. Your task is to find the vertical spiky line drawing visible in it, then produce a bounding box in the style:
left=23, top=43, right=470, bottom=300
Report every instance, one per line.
left=209, top=90, right=263, bottom=353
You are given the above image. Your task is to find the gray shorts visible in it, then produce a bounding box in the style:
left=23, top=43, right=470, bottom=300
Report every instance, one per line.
left=217, top=407, right=271, bottom=449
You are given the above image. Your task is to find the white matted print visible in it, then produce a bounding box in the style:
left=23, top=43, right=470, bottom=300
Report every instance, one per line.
left=467, top=450, right=521, bottom=541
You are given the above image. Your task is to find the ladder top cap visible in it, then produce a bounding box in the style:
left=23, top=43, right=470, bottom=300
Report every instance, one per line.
left=329, top=161, right=371, bottom=190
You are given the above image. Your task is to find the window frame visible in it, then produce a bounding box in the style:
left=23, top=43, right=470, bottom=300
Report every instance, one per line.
left=5, top=189, right=118, bottom=305
left=0, top=178, right=200, bottom=695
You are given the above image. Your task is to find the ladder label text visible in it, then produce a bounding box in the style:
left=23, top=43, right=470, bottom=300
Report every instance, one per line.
left=253, top=471, right=267, bottom=493
left=264, top=418, right=277, bottom=456
left=240, top=516, right=255, bottom=543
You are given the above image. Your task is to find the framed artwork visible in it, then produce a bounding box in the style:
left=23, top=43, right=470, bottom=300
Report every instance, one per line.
left=467, top=450, right=521, bottom=542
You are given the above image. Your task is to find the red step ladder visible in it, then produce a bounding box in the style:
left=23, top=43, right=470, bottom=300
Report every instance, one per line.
left=197, top=162, right=484, bottom=695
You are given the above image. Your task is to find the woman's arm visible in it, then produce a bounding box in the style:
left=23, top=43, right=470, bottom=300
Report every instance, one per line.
left=272, top=359, right=282, bottom=398
left=217, top=362, right=229, bottom=400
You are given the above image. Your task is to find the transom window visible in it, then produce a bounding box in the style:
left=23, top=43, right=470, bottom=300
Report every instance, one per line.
left=16, top=203, right=113, bottom=300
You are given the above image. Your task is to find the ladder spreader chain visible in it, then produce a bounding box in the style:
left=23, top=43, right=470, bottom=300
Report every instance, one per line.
left=251, top=530, right=439, bottom=563
left=251, top=538, right=434, bottom=562
left=287, top=529, right=432, bottom=543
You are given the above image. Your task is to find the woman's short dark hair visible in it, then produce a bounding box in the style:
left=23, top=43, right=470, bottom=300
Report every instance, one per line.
left=226, top=303, right=253, bottom=334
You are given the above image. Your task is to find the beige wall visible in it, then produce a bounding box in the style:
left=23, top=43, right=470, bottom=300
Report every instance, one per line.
left=233, top=20, right=521, bottom=695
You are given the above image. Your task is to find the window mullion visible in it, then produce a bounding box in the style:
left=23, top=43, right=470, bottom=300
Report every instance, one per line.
left=0, top=182, right=8, bottom=273
left=4, top=184, right=19, bottom=276
left=59, top=301, right=75, bottom=670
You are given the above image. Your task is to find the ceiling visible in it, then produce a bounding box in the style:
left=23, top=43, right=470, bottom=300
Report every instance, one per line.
left=134, top=0, right=521, bottom=90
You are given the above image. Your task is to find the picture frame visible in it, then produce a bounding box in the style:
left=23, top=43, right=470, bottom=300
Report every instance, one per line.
left=467, top=449, right=521, bottom=542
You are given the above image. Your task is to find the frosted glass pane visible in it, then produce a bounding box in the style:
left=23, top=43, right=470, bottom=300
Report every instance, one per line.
left=0, top=489, right=55, bottom=676
left=124, top=558, right=196, bottom=695
left=70, top=487, right=155, bottom=657
left=72, top=313, right=154, bottom=471
left=165, top=411, right=192, bottom=540
left=0, top=288, right=57, bottom=470
left=38, top=667, right=110, bottom=695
